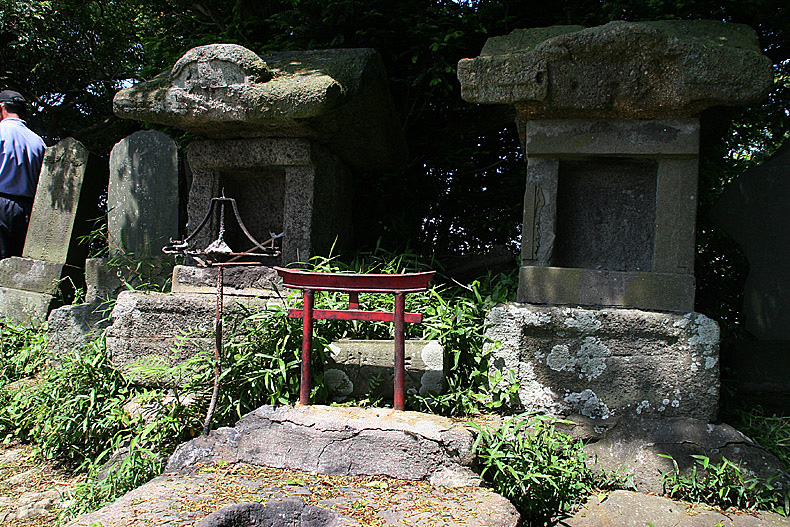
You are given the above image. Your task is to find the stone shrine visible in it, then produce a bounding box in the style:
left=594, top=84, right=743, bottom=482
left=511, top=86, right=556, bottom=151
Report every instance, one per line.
left=458, top=20, right=773, bottom=420
left=103, top=44, right=411, bottom=383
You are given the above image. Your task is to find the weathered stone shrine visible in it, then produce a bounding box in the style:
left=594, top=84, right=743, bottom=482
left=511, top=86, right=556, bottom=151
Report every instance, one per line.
left=459, top=20, right=773, bottom=420
left=104, top=44, right=414, bottom=384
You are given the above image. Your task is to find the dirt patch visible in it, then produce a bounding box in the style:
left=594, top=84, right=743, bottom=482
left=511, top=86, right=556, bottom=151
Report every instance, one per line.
left=0, top=440, right=82, bottom=525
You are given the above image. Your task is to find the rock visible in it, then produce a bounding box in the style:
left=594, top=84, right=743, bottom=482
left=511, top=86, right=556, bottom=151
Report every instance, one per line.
left=559, top=490, right=789, bottom=527
left=194, top=498, right=354, bottom=527
left=458, top=20, right=773, bottom=119
left=485, top=304, right=720, bottom=420
left=584, top=418, right=789, bottom=494
left=108, top=130, right=183, bottom=257
left=46, top=302, right=110, bottom=359
left=167, top=405, right=479, bottom=486
left=105, top=290, right=275, bottom=384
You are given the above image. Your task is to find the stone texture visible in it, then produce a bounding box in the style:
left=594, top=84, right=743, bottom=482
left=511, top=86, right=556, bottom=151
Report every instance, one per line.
left=485, top=303, right=720, bottom=420
left=0, top=257, right=65, bottom=294
left=195, top=499, right=352, bottom=527
left=0, top=286, right=56, bottom=325
left=324, top=339, right=445, bottom=400
left=66, top=461, right=517, bottom=527
left=46, top=302, right=110, bottom=357
left=559, top=490, right=789, bottom=527
left=518, top=266, right=696, bottom=313
left=583, top=418, right=788, bottom=495
left=458, top=20, right=773, bottom=119
left=170, top=264, right=282, bottom=296
left=114, top=44, right=407, bottom=172
left=167, top=405, right=479, bottom=487
left=108, top=130, right=182, bottom=256
left=84, top=257, right=126, bottom=303
left=186, top=137, right=353, bottom=265
left=106, top=290, right=276, bottom=383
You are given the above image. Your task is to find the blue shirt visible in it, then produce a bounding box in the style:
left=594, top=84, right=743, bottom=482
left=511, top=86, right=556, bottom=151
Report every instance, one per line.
left=0, top=118, right=46, bottom=198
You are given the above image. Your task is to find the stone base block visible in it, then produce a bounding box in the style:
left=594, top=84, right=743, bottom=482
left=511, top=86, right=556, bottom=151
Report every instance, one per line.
left=0, top=287, right=56, bottom=325
left=47, top=303, right=111, bottom=356
left=106, top=290, right=277, bottom=383
left=170, top=264, right=281, bottom=297
left=0, top=257, right=66, bottom=294
left=518, top=266, right=695, bottom=312
left=167, top=405, right=479, bottom=487
left=485, top=303, right=720, bottom=420
left=325, top=339, right=445, bottom=399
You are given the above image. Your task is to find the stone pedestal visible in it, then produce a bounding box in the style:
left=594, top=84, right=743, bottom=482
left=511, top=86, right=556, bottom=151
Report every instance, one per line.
left=485, top=303, right=720, bottom=420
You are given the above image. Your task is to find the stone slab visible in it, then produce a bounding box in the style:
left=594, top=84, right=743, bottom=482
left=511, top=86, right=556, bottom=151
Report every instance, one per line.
left=458, top=20, right=773, bottom=119
left=558, top=490, right=788, bottom=527
left=517, top=266, right=695, bottom=312
left=46, top=303, right=110, bottom=357
left=0, top=257, right=65, bottom=295
left=0, top=287, right=55, bottom=325
left=114, top=45, right=407, bottom=172
left=23, top=138, right=99, bottom=264
left=167, top=405, right=480, bottom=487
left=583, top=418, right=787, bottom=495
left=485, top=303, right=719, bottom=420
left=106, top=290, right=277, bottom=384
left=170, top=265, right=281, bottom=297
left=108, top=130, right=181, bottom=256
left=524, top=119, right=699, bottom=156
left=325, top=339, right=445, bottom=399
left=67, top=461, right=518, bottom=527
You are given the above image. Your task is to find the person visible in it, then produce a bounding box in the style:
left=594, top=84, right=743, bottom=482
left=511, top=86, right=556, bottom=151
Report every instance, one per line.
left=0, top=90, right=46, bottom=259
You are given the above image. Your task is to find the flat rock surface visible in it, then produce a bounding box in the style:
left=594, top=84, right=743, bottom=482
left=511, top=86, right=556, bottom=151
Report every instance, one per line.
left=66, top=462, right=519, bottom=527
left=167, top=405, right=480, bottom=487
left=559, top=490, right=789, bottom=526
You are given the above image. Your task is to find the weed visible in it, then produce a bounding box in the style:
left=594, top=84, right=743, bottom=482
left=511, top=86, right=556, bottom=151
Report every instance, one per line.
left=735, top=408, right=790, bottom=471
left=660, top=454, right=789, bottom=515
left=472, top=413, right=627, bottom=526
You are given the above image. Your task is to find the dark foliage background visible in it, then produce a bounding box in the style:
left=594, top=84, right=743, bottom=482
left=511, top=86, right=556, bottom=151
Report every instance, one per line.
left=1, top=0, right=788, bottom=335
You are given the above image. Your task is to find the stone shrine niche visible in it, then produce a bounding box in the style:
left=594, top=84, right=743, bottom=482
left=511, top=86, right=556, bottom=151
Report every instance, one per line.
left=518, top=118, right=699, bottom=312
left=458, top=20, right=773, bottom=420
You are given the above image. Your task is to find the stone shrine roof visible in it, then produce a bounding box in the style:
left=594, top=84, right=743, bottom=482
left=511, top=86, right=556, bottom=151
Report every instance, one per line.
left=458, top=20, right=773, bottom=119
left=113, top=44, right=407, bottom=171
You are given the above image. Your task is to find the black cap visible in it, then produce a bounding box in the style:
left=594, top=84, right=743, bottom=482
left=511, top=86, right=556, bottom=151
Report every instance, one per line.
left=0, top=90, right=27, bottom=104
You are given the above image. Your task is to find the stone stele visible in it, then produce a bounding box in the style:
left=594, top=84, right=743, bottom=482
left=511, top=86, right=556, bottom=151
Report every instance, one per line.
left=0, top=138, right=103, bottom=324
left=108, top=130, right=181, bottom=257
left=113, top=44, right=407, bottom=172
left=485, top=303, right=720, bottom=420
left=458, top=20, right=773, bottom=119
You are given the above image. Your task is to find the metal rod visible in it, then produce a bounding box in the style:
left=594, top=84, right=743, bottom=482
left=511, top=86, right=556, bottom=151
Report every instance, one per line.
left=203, top=265, right=224, bottom=435
left=393, top=292, right=406, bottom=411
left=300, top=289, right=315, bottom=406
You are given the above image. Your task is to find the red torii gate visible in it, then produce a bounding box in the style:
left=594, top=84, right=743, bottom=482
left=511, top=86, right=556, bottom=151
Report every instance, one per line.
left=274, top=267, right=435, bottom=410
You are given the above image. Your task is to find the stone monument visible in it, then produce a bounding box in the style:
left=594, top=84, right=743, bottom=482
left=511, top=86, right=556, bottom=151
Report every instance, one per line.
left=46, top=130, right=185, bottom=356
left=458, top=20, right=773, bottom=420
left=0, top=138, right=103, bottom=325
left=711, top=142, right=790, bottom=412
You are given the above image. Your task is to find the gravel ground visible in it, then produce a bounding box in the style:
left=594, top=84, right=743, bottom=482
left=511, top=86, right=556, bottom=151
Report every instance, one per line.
left=0, top=440, right=81, bottom=526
